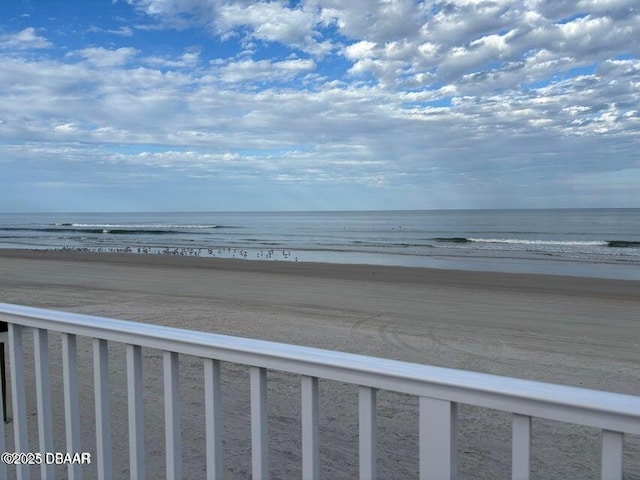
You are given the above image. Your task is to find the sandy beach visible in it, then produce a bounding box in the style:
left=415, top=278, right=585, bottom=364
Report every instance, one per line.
left=0, top=249, right=639, bottom=479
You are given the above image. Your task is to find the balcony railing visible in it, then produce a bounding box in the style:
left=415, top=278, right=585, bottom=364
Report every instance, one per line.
left=0, top=302, right=638, bottom=479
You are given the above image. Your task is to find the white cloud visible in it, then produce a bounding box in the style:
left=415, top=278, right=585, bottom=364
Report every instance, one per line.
left=320, top=0, right=427, bottom=43
left=74, top=47, right=138, bottom=67
left=87, top=25, right=135, bottom=37
left=217, top=58, right=316, bottom=83
left=127, top=0, right=333, bottom=56
left=344, top=41, right=376, bottom=60
left=53, top=122, right=78, bottom=133
left=0, top=27, right=52, bottom=50
left=215, top=3, right=320, bottom=51
left=144, top=49, right=200, bottom=68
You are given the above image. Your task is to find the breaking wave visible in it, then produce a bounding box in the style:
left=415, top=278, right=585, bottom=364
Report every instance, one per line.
left=1, top=224, right=230, bottom=235
left=432, top=237, right=640, bottom=248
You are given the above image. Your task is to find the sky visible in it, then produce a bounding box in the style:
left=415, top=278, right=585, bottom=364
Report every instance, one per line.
left=0, top=0, right=638, bottom=212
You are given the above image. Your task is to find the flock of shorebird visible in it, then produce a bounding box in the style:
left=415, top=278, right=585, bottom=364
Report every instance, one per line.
left=50, top=246, right=299, bottom=261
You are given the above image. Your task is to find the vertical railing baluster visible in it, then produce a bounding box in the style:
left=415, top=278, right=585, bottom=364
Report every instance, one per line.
left=601, top=430, right=623, bottom=480
left=204, top=359, right=223, bottom=480
left=63, top=333, right=83, bottom=480
left=250, top=366, right=269, bottom=480
left=301, top=376, right=319, bottom=480
left=419, top=397, right=457, bottom=480
left=34, top=328, right=54, bottom=480
left=359, top=386, right=377, bottom=480
left=93, top=339, right=112, bottom=479
left=126, top=344, right=145, bottom=479
left=9, top=324, right=30, bottom=480
left=163, top=351, right=181, bottom=479
left=512, top=414, right=531, bottom=480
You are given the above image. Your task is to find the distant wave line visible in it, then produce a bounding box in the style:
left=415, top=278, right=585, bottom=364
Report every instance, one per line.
left=433, top=237, right=640, bottom=248
left=347, top=240, right=434, bottom=248
left=2, top=227, right=201, bottom=235
left=54, top=223, right=226, bottom=229
left=1, top=224, right=236, bottom=235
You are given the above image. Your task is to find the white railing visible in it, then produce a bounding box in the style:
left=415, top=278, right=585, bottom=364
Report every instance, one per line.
left=0, top=302, right=639, bottom=480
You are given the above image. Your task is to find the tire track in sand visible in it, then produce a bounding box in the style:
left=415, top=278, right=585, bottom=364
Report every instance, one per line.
left=350, top=315, right=516, bottom=368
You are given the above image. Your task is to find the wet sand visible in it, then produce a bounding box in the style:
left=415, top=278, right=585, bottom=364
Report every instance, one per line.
left=0, top=249, right=639, bottom=479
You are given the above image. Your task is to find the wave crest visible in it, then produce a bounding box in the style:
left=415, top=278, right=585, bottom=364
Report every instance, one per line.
left=433, top=237, right=639, bottom=248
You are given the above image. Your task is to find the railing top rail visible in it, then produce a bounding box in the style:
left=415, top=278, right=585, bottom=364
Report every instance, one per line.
left=1, top=302, right=639, bottom=434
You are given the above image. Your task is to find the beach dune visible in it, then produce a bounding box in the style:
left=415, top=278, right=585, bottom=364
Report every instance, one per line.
left=0, top=249, right=639, bottom=479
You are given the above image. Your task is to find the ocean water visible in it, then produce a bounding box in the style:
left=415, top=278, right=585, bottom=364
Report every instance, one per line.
left=0, top=209, right=639, bottom=280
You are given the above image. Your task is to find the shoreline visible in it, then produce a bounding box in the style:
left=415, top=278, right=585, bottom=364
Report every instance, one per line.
left=1, top=247, right=638, bottom=296
left=3, top=242, right=640, bottom=282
